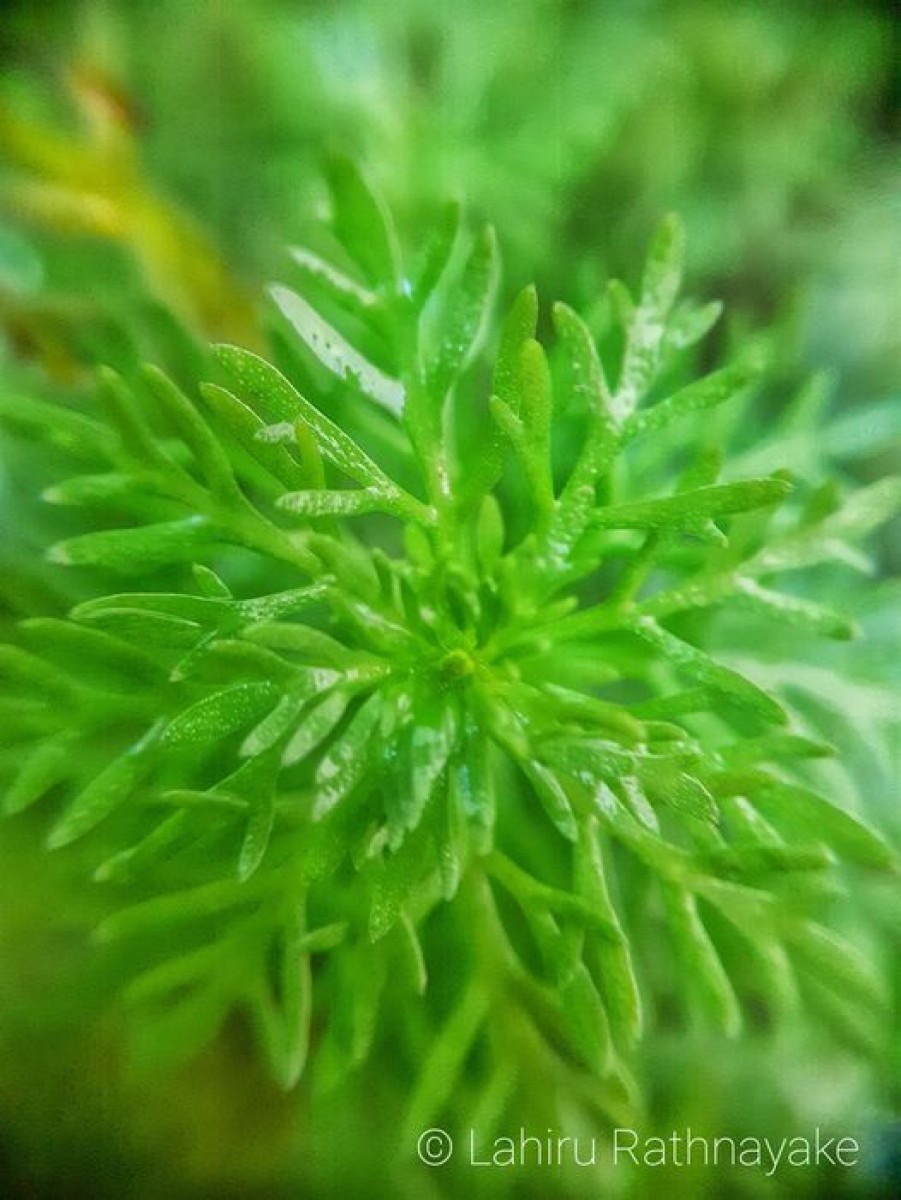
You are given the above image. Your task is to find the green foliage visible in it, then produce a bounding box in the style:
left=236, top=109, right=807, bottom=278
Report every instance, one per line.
left=2, top=162, right=898, bottom=1141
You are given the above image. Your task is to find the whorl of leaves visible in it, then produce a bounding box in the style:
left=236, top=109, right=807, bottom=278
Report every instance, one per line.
left=1, top=161, right=898, bottom=1117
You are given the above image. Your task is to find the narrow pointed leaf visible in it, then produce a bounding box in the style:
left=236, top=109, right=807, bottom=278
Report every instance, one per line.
left=73, top=590, right=229, bottom=625
left=269, top=285, right=404, bottom=416
left=752, top=781, right=897, bottom=872
left=493, top=284, right=538, bottom=411
left=281, top=689, right=352, bottom=767
left=326, top=154, right=398, bottom=287
left=615, top=215, right=684, bottom=415
left=733, top=579, right=855, bottom=639
left=427, top=225, right=499, bottom=397
left=522, top=760, right=578, bottom=841
left=276, top=487, right=383, bottom=518
left=140, top=365, right=239, bottom=498
left=591, top=479, right=791, bottom=532
left=411, top=201, right=461, bottom=306
left=6, top=734, right=74, bottom=815
left=240, top=688, right=319, bottom=758
left=368, top=826, right=433, bottom=943
left=95, top=876, right=273, bottom=941
left=313, top=692, right=382, bottom=818
left=575, top=817, right=643, bottom=1043
left=199, top=381, right=309, bottom=489
left=629, top=617, right=787, bottom=724
left=288, top=245, right=377, bottom=311
left=49, top=516, right=216, bottom=572
left=48, top=746, right=145, bottom=848
left=663, top=885, right=741, bottom=1036
left=625, top=363, right=759, bottom=441
left=43, top=472, right=142, bottom=506
left=560, top=962, right=613, bottom=1074
left=162, top=682, right=278, bottom=745
left=95, top=811, right=189, bottom=882
left=238, top=788, right=277, bottom=881
left=215, top=345, right=396, bottom=485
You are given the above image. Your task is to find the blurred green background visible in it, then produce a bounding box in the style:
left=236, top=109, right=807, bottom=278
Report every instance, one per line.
left=0, top=1, right=898, bottom=1197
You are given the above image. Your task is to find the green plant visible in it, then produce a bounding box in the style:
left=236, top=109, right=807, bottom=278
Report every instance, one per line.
left=1, top=161, right=898, bottom=1154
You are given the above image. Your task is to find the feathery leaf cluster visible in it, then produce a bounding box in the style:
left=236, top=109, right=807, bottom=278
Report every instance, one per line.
left=1, top=161, right=898, bottom=1121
